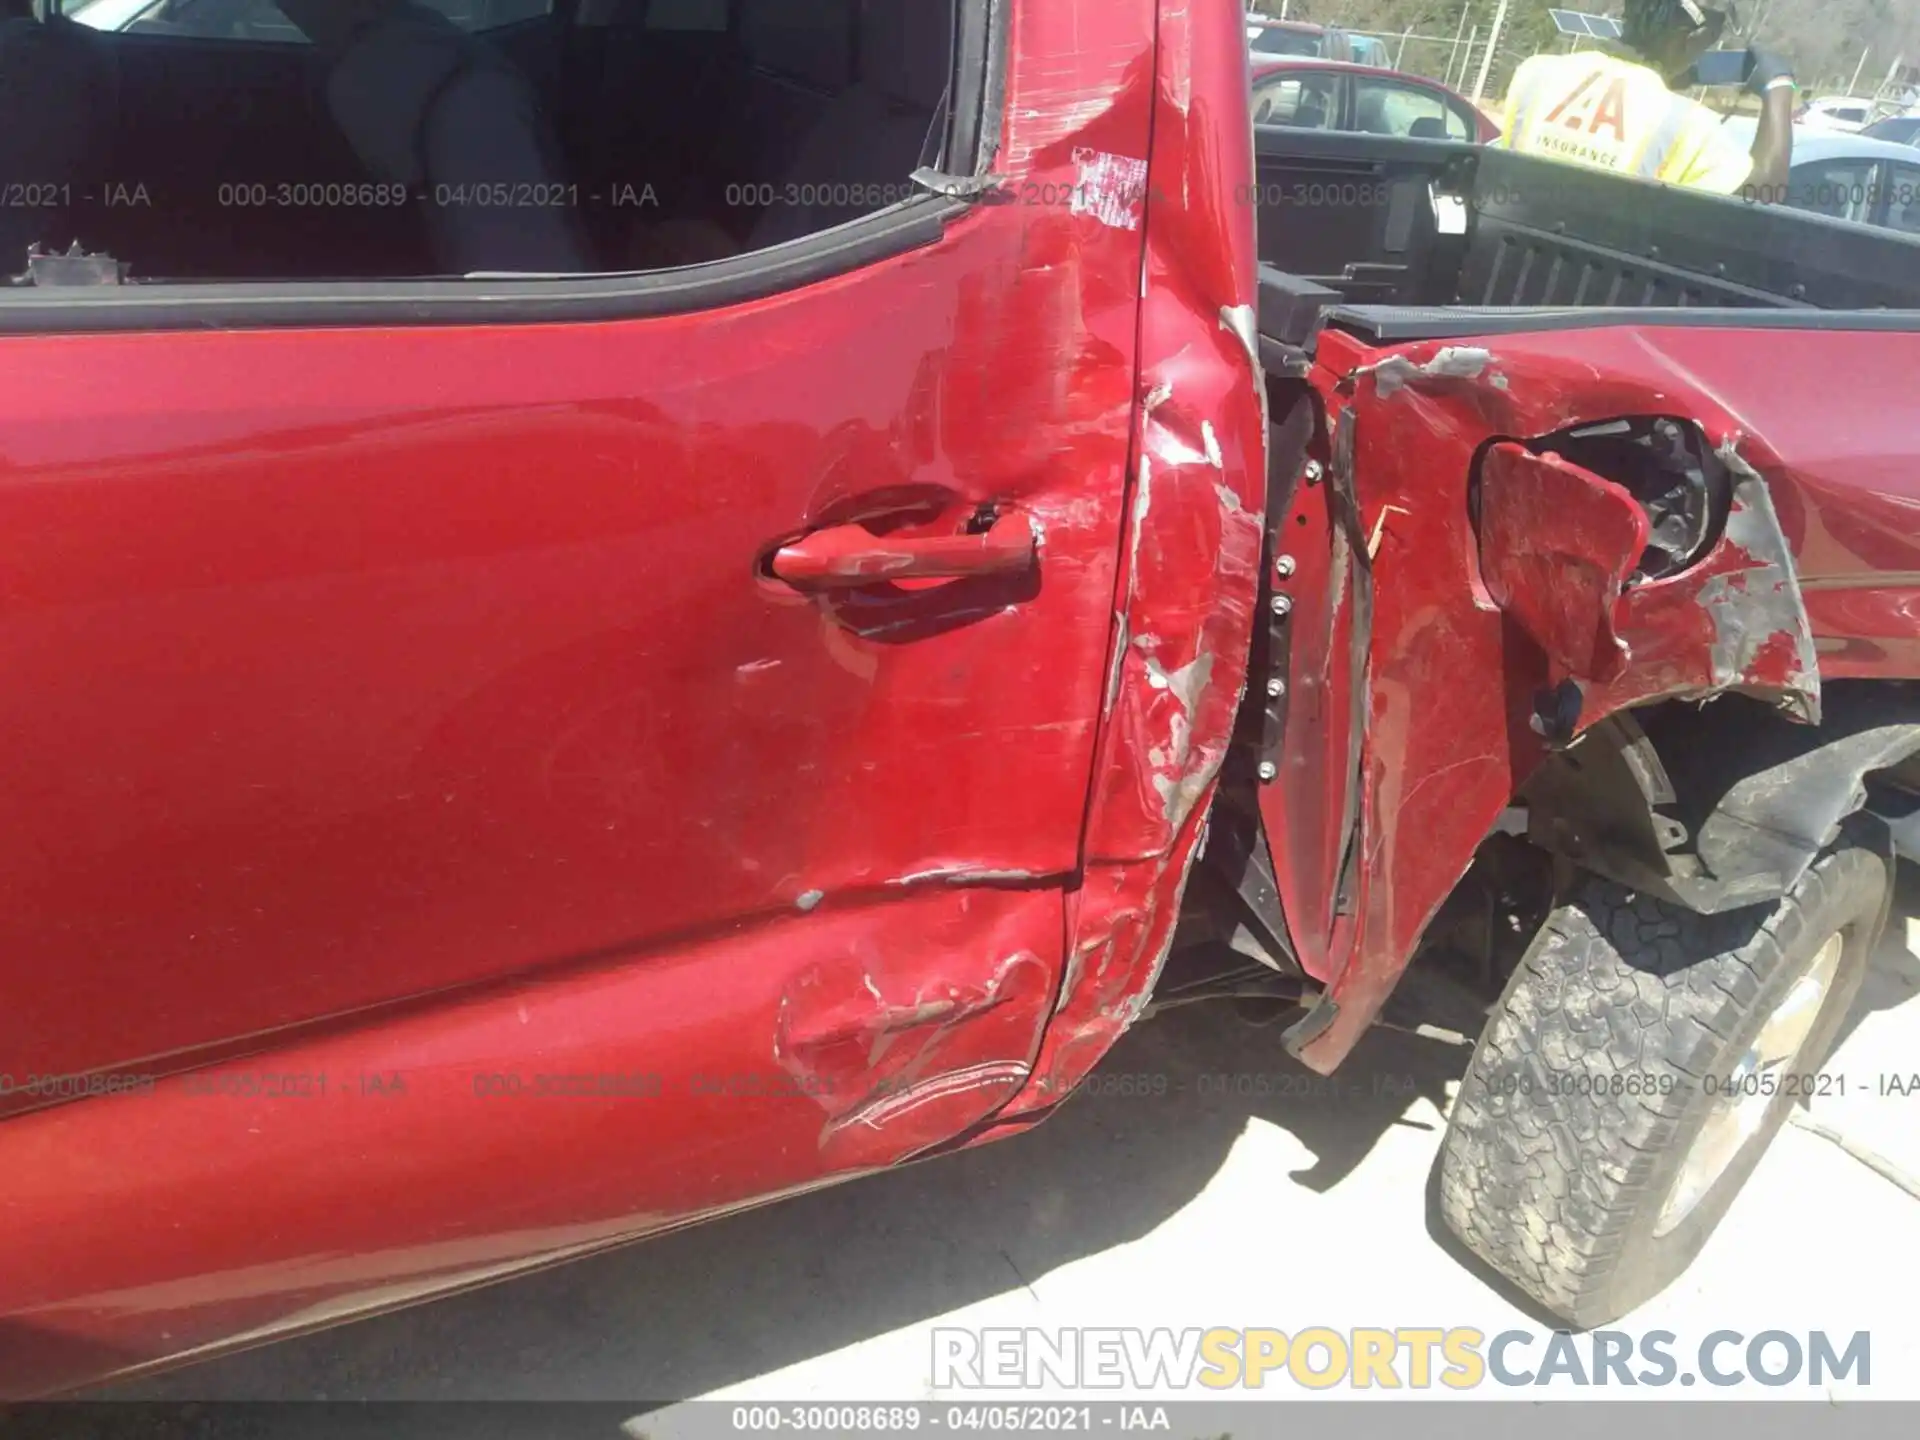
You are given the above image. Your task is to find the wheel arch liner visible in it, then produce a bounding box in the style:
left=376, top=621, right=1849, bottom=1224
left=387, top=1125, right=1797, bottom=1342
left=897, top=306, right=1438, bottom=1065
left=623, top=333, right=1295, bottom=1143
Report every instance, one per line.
left=1526, top=704, right=1920, bottom=914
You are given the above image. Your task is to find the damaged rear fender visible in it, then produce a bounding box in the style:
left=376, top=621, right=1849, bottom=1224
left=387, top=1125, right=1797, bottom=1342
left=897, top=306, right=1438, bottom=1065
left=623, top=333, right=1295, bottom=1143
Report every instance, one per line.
left=1279, top=327, right=1836, bottom=1075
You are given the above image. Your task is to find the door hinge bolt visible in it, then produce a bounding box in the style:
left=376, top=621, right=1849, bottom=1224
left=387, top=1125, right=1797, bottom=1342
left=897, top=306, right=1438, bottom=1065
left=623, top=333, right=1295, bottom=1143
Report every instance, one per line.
left=1270, top=594, right=1292, bottom=616
left=1266, top=677, right=1285, bottom=698
left=1274, top=555, right=1297, bottom=578
left=1302, top=460, right=1323, bottom=482
left=1257, top=761, right=1279, bottom=782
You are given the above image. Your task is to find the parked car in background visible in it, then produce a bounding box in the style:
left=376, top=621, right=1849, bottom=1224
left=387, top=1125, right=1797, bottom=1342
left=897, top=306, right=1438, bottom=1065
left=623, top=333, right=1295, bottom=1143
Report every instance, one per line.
left=1796, top=94, right=1875, bottom=133
left=1252, top=56, right=1499, bottom=142
left=1246, top=17, right=1393, bottom=67
left=1719, top=120, right=1920, bottom=234
left=1862, top=113, right=1920, bottom=147
left=1347, top=33, right=1392, bottom=67
left=1776, top=131, right=1920, bottom=233
left=1247, top=18, right=1333, bottom=56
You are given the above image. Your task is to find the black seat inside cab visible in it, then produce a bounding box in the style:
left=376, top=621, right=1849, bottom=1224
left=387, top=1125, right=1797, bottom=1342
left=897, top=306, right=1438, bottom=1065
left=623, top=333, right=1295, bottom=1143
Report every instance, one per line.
left=12, top=0, right=576, bottom=280
left=744, top=0, right=951, bottom=250
left=72, top=26, right=417, bottom=280
left=562, top=0, right=754, bottom=261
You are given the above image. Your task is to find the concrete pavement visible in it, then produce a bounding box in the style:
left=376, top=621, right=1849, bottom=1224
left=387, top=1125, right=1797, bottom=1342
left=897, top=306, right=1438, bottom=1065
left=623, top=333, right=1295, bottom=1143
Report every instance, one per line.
left=109, top=871, right=1920, bottom=1404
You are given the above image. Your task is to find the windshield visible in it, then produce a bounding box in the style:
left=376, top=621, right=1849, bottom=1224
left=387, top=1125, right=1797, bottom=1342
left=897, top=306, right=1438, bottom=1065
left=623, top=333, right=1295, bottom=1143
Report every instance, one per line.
left=64, top=0, right=166, bottom=26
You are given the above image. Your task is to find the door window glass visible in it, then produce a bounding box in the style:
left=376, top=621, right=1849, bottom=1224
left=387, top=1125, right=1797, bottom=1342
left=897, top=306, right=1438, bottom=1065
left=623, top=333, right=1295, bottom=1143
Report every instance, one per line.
left=1253, top=70, right=1338, bottom=129
left=1353, top=77, right=1470, bottom=139
left=9, top=0, right=955, bottom=283
left=1785, top=159, right=1878, bottom=222
left=1884, top=163, right=1920, bottom=235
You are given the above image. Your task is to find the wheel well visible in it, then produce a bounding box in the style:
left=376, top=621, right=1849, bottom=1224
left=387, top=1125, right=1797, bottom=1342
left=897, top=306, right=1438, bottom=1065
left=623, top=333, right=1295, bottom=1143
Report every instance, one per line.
left=1519, top=680, right=1920, bottom=914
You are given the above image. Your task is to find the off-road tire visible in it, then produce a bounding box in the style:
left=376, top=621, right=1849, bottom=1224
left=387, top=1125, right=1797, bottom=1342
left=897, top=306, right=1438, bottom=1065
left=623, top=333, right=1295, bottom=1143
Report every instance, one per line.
left=1438, top=845, right=1888, bottom=1327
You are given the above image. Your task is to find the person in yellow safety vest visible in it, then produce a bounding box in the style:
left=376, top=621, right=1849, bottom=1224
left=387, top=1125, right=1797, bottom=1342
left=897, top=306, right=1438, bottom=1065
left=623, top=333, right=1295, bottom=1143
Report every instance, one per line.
left=1497, top=0, right=1795, bottom=199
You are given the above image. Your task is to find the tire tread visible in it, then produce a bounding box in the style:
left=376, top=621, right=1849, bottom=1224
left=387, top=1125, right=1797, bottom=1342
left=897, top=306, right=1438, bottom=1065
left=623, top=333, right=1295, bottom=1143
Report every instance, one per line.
left=1438, top=848, right=1880, bottom=1325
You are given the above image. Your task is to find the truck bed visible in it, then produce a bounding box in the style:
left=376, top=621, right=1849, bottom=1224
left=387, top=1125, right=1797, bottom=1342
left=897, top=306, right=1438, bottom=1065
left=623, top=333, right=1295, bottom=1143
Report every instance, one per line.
left=1251, top=127, right=1920, bottom=319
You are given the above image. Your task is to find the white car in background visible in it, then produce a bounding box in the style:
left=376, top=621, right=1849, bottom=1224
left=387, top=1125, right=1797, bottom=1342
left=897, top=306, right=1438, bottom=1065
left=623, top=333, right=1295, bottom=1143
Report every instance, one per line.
left=1863, top=113, right=1920, bottom=147
left=1246, top=17, right=1393, bottom=67
left=1795, top=95, right=1875, bottom=133
left=1719, top=118, right=1920, bottom=234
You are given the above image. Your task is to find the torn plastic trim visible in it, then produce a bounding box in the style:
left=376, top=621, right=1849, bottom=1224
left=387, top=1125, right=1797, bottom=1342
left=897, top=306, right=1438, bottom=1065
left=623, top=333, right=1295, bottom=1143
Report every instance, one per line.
left=1692, top=724, right=1920, bottom=909
left=1348, top=345, right=1506, bottom=398
left=1526, top=709, right=1920, bottom=915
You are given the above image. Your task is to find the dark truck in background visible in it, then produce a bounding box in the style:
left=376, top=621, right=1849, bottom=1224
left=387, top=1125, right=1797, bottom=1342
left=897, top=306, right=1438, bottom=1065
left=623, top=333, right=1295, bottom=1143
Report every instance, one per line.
left=1169, top=119, right=1920, bottom=1325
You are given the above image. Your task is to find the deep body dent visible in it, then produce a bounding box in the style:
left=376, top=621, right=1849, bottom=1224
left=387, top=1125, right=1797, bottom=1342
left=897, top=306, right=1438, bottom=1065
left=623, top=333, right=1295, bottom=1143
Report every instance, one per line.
left=0, top=0, right=1219, bottom=1396
left=1277, top=321, right=1920, bottom=1074
left=994, top=0, right=1267, bottom=1117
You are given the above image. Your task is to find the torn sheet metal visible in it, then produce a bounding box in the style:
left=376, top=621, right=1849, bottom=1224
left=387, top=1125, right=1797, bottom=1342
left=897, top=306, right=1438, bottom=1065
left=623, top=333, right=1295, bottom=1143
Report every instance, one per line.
left=1477, top=443, right=1650, bottom=685
left=1281, top=324, right=1837, bottom=1076
left=1583, top=456, right=1823, bottom=726
left=1702, top=437, right=1823, bottom=719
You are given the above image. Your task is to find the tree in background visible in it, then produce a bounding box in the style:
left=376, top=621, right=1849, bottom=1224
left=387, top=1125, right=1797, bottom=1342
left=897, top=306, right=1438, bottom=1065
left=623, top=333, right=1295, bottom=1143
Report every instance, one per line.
left=1748, top=0, right=1920, bottom=94
left=1246, top=2, right=1570, bottom=91
left=1247, top=1, right=1920, bottom=97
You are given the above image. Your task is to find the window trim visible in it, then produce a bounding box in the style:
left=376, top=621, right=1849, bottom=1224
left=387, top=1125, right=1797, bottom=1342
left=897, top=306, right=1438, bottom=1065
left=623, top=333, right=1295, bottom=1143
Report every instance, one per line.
left=948, top=0, right=1006, bottom=174
left=1, top=0, right=1002, bottom=334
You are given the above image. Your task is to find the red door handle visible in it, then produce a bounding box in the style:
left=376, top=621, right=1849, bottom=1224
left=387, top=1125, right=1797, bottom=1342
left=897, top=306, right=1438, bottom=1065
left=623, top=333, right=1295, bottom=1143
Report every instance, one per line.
left=770, top=511, right=1036, bottom=586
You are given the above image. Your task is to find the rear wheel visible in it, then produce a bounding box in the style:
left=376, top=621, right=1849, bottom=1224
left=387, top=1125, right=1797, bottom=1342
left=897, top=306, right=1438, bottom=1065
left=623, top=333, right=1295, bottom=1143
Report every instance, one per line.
left=1438, top=845, right=1887, bottom=1327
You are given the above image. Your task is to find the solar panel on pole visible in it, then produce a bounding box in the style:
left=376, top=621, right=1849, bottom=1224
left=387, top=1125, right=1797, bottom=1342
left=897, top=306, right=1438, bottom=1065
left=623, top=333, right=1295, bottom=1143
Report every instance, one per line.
left=1548, top=10, right=1623, bottom=41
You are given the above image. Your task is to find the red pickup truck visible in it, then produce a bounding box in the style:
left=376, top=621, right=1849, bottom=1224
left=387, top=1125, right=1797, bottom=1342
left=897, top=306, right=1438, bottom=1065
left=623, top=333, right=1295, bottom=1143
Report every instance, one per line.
left=1, top=0, right=1915, bottom=1397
